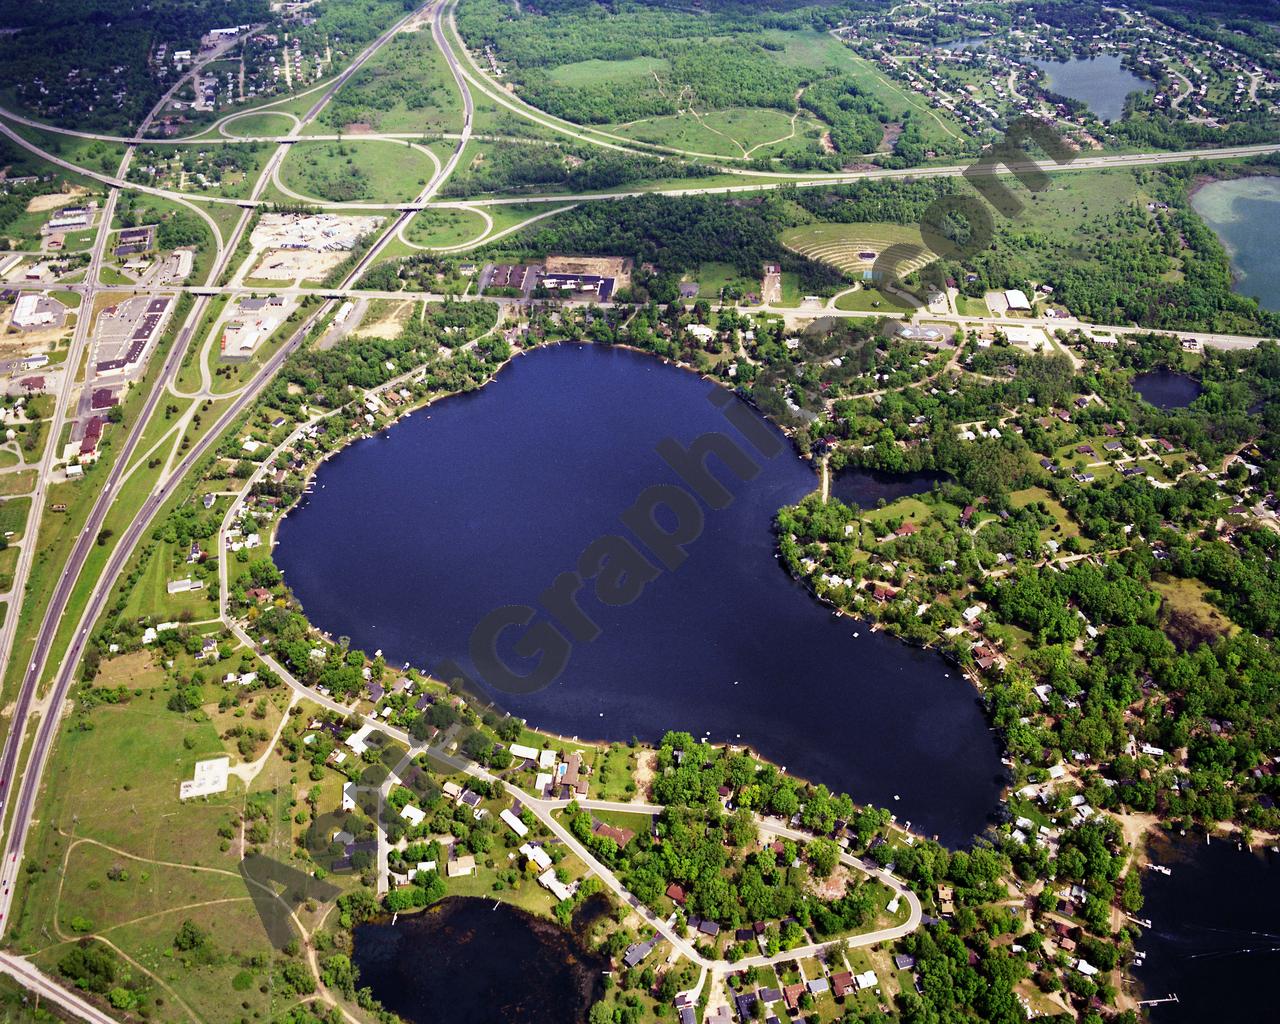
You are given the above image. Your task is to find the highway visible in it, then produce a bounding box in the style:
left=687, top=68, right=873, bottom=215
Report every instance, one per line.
left=0, top=1, right=1271, bottom=1017
left=0, top=1, right=441, bottom=936
left=343, top=0, right=476, bottom=281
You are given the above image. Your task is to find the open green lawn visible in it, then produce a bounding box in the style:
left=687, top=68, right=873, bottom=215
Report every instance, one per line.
left=603, top=106, right=802, bottom=158
left=0, top=494, right=31, bottom=541
left=279, top=140, right=438, bottom=204
left=0, top=469, right=35, bottom=496
left=8, top=654, right=242, bottom=949
left=696, top=261, right=758, bottom=300
left=120, top=538, right=217, bottom=622
left=405, top=206, right=489, bottom=248
left=221, top=111, right=297, bottom=138
left=833, top=286, right=918, bottom=313
left=591, top=743, right=639, bottom=802
left=548, top=56, right=668, bottom=88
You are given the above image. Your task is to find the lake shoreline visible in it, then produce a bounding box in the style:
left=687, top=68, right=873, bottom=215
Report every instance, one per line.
left=272, top=340, right=1005, bottom=846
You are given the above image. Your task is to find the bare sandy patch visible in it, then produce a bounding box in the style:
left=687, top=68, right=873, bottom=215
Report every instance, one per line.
left=634, top=751, right=656, bottom=801
left=251, top=248, right=345, bottom=281
left=352, top=300, right=413, bottom=340
left=26, top=187, right=88, bottom=214
left=810, top=863, right=851, bottom=900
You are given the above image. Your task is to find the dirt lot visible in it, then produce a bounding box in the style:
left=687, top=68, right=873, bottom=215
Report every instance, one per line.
left=352, top=299, right=414, bottom=340
left=251, top=248, right=345, bottom=281
left=25, top=187, right=88, bottom=214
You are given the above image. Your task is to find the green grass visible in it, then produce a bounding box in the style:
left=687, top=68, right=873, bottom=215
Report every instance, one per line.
left=279, top=140, right=438, bottom=204
left=604, top=107, right=802, bottom=158
left=0, top=495, right=31, bottom=541
left=833, top=287, right=917, bottom=313
left=221, top=111, right=297, bottom=138
left=405, top=207, right=489, bottom=248
left=548, top=56, right=668, bottom=88
left=782, top=222, right=935, bottom=281
left=0, top=469, right=35, bottom=496
left=696, top=261, right=757, bottom=300
left=120, top=538, right=217, bottom=622
left=306, top=28, right=464, bottom=137
left=591, top=743, right=640, bottom=802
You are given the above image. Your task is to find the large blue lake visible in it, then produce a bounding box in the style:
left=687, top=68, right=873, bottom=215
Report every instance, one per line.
left=275, top=343, right=1004, bottom=846
left=1140, top=833, right=1280, bottom=1022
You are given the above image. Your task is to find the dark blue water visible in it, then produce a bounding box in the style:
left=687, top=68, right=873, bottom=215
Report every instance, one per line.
left=1139, top=833, right=1280, bottom=1023
left=1032, top=55, right=1152, bottom=122
left=831, top=467, right=951, bottom=509
left=275, top=344, right=1003, bottom=845
left=352, top=897, right=606, bottom=1024
left=1133, top=370, right=1203, bottom=410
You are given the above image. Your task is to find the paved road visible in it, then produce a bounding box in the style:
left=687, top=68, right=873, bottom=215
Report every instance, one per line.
left=0, top=5, right=437, bottom=937
left=343, top=0, right=475, bottom=281
left=3, top=105, right=1277, bottom=214
left=0, top=953, right=123, bottom=1024
left=0, top=190, right=117, bottom=746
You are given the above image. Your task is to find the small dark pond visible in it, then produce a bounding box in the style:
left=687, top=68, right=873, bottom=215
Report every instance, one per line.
left=830, top=467, right=952, bottom=509
left=1133, top=370, right=1203, bottom=410
left=352, top=897, right=607, bottom=1024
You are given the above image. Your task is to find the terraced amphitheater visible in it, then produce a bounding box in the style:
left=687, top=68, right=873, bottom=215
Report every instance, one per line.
left=780, top=223, right=939, bottom=281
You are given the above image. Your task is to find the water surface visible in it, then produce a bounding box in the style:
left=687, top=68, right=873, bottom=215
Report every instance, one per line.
left=1190, top=176, right=1280, bottom=312
left=352, top=897, right=606, bottom=1024
left=1139, top=833, right=1280, bottom=1023
left=831, top=467, right=951, bottom=509
left=1133, top=370, right=1203, bottom=410
left=275, top=344, right=1004, bottom=845
left=1032, top=54, right=1152, bottom=121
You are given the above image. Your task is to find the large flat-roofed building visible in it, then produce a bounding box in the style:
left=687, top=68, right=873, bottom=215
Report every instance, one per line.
left=11, top=293, right=63, bottom=329
left=94, top=296, right=173, bottom=376
left=44, top=206, right=92, bottom=233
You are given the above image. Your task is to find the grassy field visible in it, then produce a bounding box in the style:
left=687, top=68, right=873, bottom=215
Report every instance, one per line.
left=120, top=538, right=217, bottom=622
left=405, top=207, right=489, bottom=248
left=603, top=107, right=804, bottom=158
left=696, top=261, right=759, bottom=301
left=221, top=111, right=297, bottom=138
left=548, top=56, right=668, bottom=88
left=0, top=495, right=30, bottom=541
left=279, top=140, right=438, bottom=204
left=0, top=469, right=34, bottom=496
left=833, top=286, right=918, bottom=313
